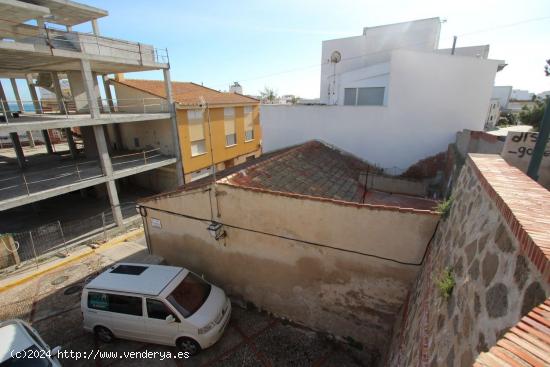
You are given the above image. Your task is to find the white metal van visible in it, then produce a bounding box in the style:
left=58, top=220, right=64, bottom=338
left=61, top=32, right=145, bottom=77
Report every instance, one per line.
left=81, top=263, right=231, bottom=355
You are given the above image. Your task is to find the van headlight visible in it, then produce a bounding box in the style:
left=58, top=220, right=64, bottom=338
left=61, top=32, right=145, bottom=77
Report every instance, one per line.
left=198, top=321, right=216, bottom=334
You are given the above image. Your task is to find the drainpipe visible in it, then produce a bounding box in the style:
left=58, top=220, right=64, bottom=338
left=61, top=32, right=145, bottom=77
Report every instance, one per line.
left=527, top=99, right=550, bottom=181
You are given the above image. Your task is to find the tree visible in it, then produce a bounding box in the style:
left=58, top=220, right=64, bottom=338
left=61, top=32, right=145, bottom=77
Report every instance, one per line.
left=518, top=97, right=548, bottom=130
left=545, top=59, right=550, bottom=77
left=289, top=96, right=300, bottom=105
left=259, top=87, right=277, bottom=104
left=497, top=112, right=516, bottom=127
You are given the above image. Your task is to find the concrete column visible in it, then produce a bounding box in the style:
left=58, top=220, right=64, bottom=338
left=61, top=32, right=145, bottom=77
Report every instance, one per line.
left=101, top=75, right=116, bottom=112
left=66, top=25, right=72, bottom=32
left=163, top=68, right=185, bottom=186
left=26, top=131, right=35, bottom=148
left=9, top=132, right=25, bottom=168
left=79, top=59, right=100, bottom=118
left=80, top=60, right=122, bottom=226
left=93, top=124, right=123, bottom=227
left=42, top=130, right=53, bottom=154
left=0, top=81, right=10, bottom=112
left=10, top=79, right=24, bottom=111
left=25, top=74, right=42, bottom=113
left=64, top=128, right=78, bottom=158
left=51, top=72, right=66, bottom=114
left=92, top=72, right=103, bottom=112
left=91, top=19, right=100, bottom=35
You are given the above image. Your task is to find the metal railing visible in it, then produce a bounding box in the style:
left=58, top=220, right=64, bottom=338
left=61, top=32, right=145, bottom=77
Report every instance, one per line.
left=0, top=97, right=170, bottom=123
left=0, top=148, right=166, bottom=198
left=0, top=202, right=141, bottom=274
left=0, top=19, right=169, bottom=64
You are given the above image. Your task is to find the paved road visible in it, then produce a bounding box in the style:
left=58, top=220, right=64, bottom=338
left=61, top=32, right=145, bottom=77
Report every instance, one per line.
left=0, top=238, right=375, bottom=366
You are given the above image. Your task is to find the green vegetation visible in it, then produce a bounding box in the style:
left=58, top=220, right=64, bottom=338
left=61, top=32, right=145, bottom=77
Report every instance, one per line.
left=436, top=197, right=454, bottom=219
left=519, top=97, right=549, bottom=131
left=436, top=267, right=455, bottom=300
left=497, top=112, right=516, bottom=127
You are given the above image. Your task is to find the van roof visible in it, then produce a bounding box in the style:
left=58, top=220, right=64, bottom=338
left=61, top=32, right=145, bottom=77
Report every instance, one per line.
left=85, top=263, right=186, bottom=296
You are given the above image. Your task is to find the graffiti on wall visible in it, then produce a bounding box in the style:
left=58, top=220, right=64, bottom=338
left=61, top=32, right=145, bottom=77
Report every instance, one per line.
left=502, top=132, right=550, bottom=190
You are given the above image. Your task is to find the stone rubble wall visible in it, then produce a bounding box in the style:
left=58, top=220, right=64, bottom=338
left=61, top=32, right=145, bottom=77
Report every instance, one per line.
left=385, top=156, right=549, bottom=366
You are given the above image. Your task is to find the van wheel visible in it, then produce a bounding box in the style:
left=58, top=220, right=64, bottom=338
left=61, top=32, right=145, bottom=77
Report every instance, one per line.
left=176, top=337, right=201, bottom=355
left=95, top=326, right=114, bottom=343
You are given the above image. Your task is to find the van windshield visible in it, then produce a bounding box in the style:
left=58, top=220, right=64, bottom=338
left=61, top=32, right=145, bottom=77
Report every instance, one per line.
left=166, top=272, right=212, bottom=318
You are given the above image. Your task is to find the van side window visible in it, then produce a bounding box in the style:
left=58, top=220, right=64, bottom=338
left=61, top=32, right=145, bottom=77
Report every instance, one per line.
left=146, top=299, right=179, bottom=322
left=88, top=292, right=109, bottom=311
left=88, top=292, right=143, bottom=316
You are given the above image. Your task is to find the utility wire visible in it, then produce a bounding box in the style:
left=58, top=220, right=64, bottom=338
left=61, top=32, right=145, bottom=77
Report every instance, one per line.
left=139, top=204, right=441, bottom=267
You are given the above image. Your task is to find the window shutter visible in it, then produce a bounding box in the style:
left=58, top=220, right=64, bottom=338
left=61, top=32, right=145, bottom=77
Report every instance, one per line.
left=187, top=109, right=205, bottom=142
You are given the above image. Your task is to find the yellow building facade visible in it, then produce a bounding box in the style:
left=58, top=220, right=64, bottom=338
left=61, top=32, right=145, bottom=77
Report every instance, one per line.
left=177, top=104, right=262, bottom=181
left=111, top=78, right=262, bottom=183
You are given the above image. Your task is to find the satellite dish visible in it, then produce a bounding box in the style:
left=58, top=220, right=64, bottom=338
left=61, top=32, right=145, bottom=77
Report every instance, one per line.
left=330, top=51, right=341, bottom=63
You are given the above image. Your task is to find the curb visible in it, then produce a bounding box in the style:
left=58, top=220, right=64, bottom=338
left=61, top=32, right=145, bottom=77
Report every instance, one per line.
left=0, top=228, right=144, bottom=292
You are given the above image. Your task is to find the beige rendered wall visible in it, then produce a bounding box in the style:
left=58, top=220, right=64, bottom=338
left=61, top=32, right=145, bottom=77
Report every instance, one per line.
left=117, top=119, right=174, bottom=155
left=141, top=184, right=439, bottom=356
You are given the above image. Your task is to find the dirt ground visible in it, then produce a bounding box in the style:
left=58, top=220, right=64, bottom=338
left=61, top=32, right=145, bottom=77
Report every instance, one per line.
left=0, top=237, right=376, bottom=366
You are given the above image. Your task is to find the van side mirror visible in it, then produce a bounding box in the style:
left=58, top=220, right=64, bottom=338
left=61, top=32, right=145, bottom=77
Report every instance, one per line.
left=165, top=314, right=176, bottom=323
left=50, top=346, right=62, bottom=357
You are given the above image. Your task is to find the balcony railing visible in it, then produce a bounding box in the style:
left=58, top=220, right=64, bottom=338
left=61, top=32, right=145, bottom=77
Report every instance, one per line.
left=0, top=97, right=170, bottom=123
left=0, top=21, right=169, bottom=64
left=0, top=148, right=170, bottom=199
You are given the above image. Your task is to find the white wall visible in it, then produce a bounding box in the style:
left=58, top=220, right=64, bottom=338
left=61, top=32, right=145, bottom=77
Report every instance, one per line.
left=263, top=49, right=500, bottom=170
left=492, top=86, right=512, bottom=109
left=320, top=18, right=441, bottom=104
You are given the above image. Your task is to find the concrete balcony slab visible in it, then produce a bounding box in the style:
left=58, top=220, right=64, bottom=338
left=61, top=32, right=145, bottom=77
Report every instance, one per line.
left=0, top=153, right=176, bottom=211
left=0, top=112, right=171, bottom=134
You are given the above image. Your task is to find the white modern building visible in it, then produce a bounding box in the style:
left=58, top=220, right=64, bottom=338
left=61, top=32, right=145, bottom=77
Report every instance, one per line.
left=511, top=89, right=535, bottom=101
left=261, top=18, right=505, bottom=171
left=491, top=86, right=513, bottom=111
left=319, top=18, right=500, bottom=106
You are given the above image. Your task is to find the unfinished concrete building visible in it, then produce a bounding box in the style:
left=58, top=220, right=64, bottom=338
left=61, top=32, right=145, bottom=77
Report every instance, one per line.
left=0, top=0, right=183, bottom=229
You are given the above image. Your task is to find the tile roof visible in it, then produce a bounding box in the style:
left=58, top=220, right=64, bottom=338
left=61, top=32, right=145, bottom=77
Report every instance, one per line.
left=139, top=141, right=438, bottom=213
left=475, top=298, right=550, bottom=367
left=219, top=140, right=438, bottom=211
left=111, top=79, right=258, bottom=106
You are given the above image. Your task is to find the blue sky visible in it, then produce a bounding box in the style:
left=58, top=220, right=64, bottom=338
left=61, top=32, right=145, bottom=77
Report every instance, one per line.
left=3, top=0, right=550, bottom=99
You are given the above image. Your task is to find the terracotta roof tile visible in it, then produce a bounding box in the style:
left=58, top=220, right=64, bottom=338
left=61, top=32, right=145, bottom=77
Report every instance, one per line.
left=139, top=141, right=439, bottom=213
left=476, top=299, right=550, bottom=367
left=111, top=79, right=258, bottom=106
left=219, top=140, right=438, bottom=211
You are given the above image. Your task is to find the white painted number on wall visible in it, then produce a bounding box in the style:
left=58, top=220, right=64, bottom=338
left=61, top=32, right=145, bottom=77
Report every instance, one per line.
left=151, top=218, right=162, bottom=229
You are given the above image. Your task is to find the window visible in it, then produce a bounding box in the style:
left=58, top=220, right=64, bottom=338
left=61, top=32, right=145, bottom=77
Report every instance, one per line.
left=146, top=299, right=179, bottom=322
left=166, top=272, right=211, bottom=318
left=344, top=88, right=357, bottom=105
left=244, top=106, right=254, bottom=141
left=344, top=87, right=385, bottom=106
left=191, top=140, right=206, bottom=156
left=134, top=137, right=140, bottom=148
left=110, top=264, right=147, bottom=275
left=188, top=110, right=206, bottom=156
left=88, top=292, right=142, bottom=316
left=224, top=108, right=236, bottom=146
